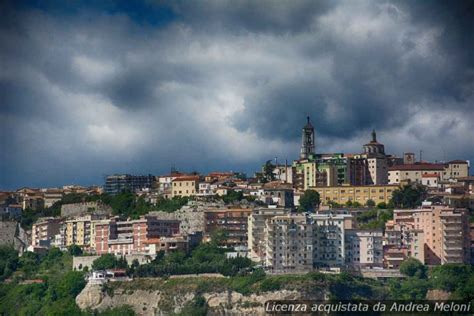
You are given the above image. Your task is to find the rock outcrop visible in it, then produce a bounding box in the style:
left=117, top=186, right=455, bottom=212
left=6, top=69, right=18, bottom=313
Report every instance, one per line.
left=76, top=278, right=326, bottom=316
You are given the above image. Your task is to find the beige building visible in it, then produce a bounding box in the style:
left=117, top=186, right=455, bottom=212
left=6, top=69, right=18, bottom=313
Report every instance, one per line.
left=31, top=217, right=62, bottom=247
left=248, top=207, right=288, bottom=262
left=388, top=160, right=469, bottom=185
left=412, top=205, right=470, bottom=265
left=171, top=176, right=199, bottom=197
left=311, top=184, right=398, bottom=206
left=345, top=229, right=384, bottom=268
left=65, top=215, right=103, bottom=249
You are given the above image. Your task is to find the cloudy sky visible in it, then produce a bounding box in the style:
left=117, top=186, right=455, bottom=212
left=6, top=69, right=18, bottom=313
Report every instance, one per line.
left=1, top=0, right=473, bottom=189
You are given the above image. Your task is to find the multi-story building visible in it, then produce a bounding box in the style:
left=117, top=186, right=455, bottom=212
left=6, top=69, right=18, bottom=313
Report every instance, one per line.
left=388, top=160, right=470, bottom=185
left=64, top=214, right=104, bottom=250
left=312, top=213, right=350, bottom=267
left=104, top=174, right=155, bottom=195
left=204, top=208, right=252, bottom=248
left=263, top=213, right=353, bottom=271
left=345, top=229, right=384, bottom=268
left=95, top=216, right=180, bottom=255
left=248, top=207, right=289, bottom=262
left=412, top=205, right=470, bottom=265
left=31, top=217, right=62, bottom=248
left=265, top=214, right=314, bottom=271
left=311, top=184, right=398, bottom=206
left=171, top=176, right=200, bottom=197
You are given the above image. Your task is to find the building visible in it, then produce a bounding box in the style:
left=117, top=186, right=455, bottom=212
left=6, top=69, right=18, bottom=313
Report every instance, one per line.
left=263, top=212, right=353, bottom=271
left=42, top=189, right=64, bottom=208
left=300, top=116, right=315, bottom=160
left=311, top=184, right=398, bottom=206
left=64, top=214, right=104, bottom=250
left=312, top=213, right=350, bottom=268
left=31, top=217, right=62, bottom=248
left=362, top=130, right=388, bottom=185
left=412, top=205, right=471, bottom=265
left=95, top=216, right=180, bottom=255
left=345, top=229, right=384, bottom=268
left=104, top=174, right=155, bottom=195
left=264, top=213, right=314, bottom=271
left=388, top=160, right=470, bottom=185
left=260, top=182, right=294, bottom=207
left=204, top=208, right=252, bottom=248
left=171, top=176, right=200, bottom=197
left=248, top=207, right=289, bottom=262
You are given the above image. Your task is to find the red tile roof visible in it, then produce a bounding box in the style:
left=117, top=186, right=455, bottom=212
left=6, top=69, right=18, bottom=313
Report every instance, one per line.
left=173, top=176, right=200, bottom=181
left=388, top=163, right=445, bottom=171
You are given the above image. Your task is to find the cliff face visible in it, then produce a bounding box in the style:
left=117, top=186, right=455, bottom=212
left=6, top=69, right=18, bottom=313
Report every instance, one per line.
left=76, top=280, right=327, bottom=316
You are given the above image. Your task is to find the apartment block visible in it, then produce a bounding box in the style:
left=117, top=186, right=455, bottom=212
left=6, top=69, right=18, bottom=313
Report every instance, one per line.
left=413, top=205, right=470, bottom=265
left=312, top=184, right=398, bottom=206
left=264, top=214, right=314, bottom=271
left=95, top=216, right=180, bottom=255
left=263, top=213, right=353, bottom=271
left=345, top=229, right=383, bottom=268
left=312, top=213, right=349, bottom=267
left=204, top=208, right=252, bottom=248
left=64, top=214, right=104, bottom=250
left=104, top=174, right=155, bottom=195
left=248, top=207, right=289, bottom=262
left=31, top=217, right=62, bottom=248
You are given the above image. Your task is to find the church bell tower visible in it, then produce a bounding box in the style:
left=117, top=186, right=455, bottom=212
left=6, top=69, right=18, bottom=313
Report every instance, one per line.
left=300, top=116, right=315, bottom=159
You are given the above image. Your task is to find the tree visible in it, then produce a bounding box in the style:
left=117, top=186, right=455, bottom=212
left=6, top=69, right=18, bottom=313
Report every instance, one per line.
left=67, top=245, right=83, bottom=256
left=298, top=190, right=320, bottom=212
left=376, top=202, right=387, bottom=209
left=263, top=160, right=276, bottom=182
left=366, top=199, right=376, bottom=208
left=390, top=185, right=427, bottom=209
left=210, top=229, right=229, bottom=247
left=0, top=246, right=19, bottom=281
left=92, top=254, right=127, bottom=271
left=399, top=258, right=427, bottom=278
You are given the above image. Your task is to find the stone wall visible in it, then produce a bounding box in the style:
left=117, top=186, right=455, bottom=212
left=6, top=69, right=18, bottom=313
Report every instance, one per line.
left=150, top=200, right=226, bottom=235
left=61, top=202, right=113, bottom=218
left=0, top=221, right=28, bottom=253
left=73, top=254, right=154, bottom=271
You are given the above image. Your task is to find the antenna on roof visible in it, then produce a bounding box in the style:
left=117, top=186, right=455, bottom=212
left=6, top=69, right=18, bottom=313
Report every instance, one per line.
left=419, top=150, right=423, bottom=163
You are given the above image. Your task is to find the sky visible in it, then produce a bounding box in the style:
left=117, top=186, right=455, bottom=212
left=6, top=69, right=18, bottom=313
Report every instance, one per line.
left=1, top=0, right=473, bottom=190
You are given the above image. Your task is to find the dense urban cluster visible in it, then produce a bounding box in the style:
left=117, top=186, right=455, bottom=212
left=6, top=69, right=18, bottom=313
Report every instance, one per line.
left=1, top=118, right=473, bottom=279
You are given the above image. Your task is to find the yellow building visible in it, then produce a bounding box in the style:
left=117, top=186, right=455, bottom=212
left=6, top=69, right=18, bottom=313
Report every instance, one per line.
left=65, top=215, right=101, bottom=248
left=311, top=184, right=399, bottom=206
left=171, top=176, right=200, bottom=197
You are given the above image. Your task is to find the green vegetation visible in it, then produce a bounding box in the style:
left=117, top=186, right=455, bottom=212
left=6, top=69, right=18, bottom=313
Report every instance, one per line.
left=390, top=184, right=427, bottom=209
left=92, top=254, right=128, bottom=271
left=366, top=199, right=376, bottom=207
left=298, top=190, right=320, bottom=212
left=390, top=262, right=474, bottom=301
left=356, top=209, right=393, bottom=229
left=133, top=239, right=254, bottom=278
left=3, top=245, right=474, bottom=315
left=220, top=190, right=257, bottom=204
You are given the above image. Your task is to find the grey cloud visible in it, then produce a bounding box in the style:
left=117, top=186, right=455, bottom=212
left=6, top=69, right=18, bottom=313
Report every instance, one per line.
left=0, top=0, right=473, bottom=189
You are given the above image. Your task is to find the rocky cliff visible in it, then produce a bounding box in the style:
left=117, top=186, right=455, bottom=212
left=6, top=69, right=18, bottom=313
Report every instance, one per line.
left=76, top=277, right=327, bottom=315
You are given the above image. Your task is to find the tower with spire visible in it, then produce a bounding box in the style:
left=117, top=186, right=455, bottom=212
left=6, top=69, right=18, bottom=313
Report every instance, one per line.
left=300, top=116, right=315, bottom=159
left=363, top=129, right=385, bottom=156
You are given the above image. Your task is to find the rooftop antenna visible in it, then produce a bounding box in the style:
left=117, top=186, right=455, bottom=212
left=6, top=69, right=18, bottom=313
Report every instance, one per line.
left=419, top=150, right=423, bottom=163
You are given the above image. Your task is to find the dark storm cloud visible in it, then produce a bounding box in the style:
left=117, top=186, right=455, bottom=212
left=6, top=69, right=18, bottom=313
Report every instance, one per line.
left=0, top=0, right=473, bottom=189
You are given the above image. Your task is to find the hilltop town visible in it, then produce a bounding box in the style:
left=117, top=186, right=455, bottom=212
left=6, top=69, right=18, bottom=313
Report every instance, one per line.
left=1, top=118, right=473, bottom=315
